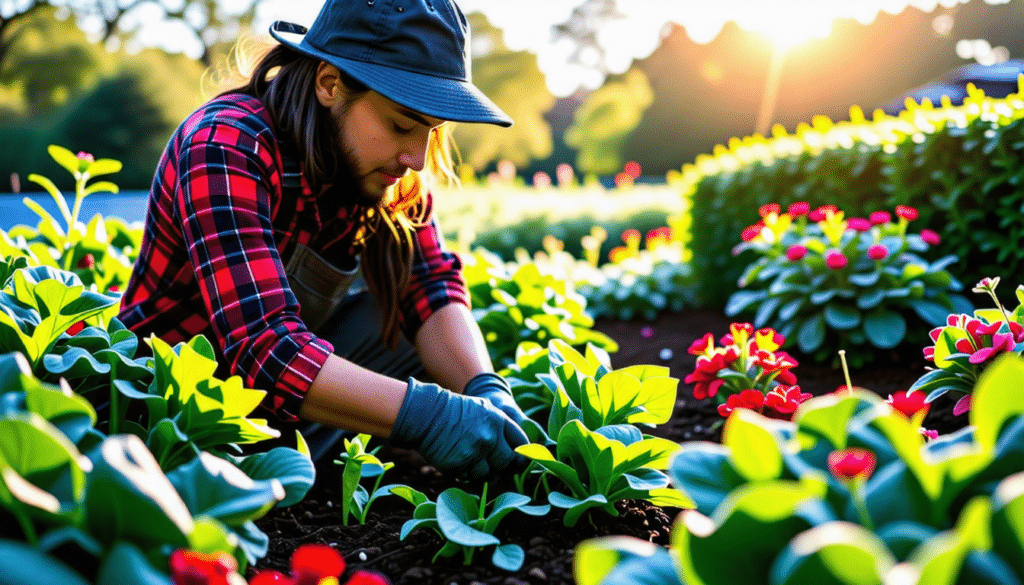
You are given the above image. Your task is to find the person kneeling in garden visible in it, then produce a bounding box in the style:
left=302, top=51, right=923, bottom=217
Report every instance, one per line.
left=117, top=0, right=528, bottom=479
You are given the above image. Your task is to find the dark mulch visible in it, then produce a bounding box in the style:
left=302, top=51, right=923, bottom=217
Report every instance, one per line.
left=251, top=308, right=964, bottom=585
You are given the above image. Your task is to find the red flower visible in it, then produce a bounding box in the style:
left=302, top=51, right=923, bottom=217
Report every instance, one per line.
left=752, top=327, right=785, bottom=351
left=169, top=549, right=236, bottom=585
left=621, top=229, right=641, bottom=244
left=887, top=390, right=929, bottom=418
left=920, top=229, right=941, bottom=245
left=869, top=211, right=891, bottom=225
left=787, top=201, right=810, bottom=216
left=764, top=384, right=812, bottom=417
left=847, top=217, right=871, bottom=232
left=825, top=250, right=848, bottom=269
left=685, top=352, right=735, bottom=399
left=346, top=571, right=391, bottom=585
left=786, top=244, right=807, bottom=261
left=66, top=321, right=85, bottom=336
left=250, top=544, right=383, bottom=585
left=623, top=160, right=642, bottom=179
left=895, top=205, right=918, bottom=221
left=687, top=332, right=715, bottom=356
left=250, top=572, right=292, bottom=585
left=717, top=389, right=765, bottom=417
left=741, top=222, right=764, bottom=242
left=867, top=244, right=888, bottom=260
left=753, top=349, right=798, bottom=373
left=77, top=254, right=95, bottom=269
left=809, top=205, right=838, bottom=222
left=758, top=203, right=781, bottom=217
left=827, top=448, right=876, bottom=480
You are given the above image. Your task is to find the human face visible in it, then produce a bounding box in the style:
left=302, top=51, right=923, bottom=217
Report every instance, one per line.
left=331, top=90, right=445, bottom=204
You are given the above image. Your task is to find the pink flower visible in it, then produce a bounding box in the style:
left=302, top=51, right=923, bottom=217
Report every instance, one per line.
left=887, top=390, right=929, bottom=418
left=895, top=205, right=919, bottom=221
left=953, top=394, right=972, bottom=416
left=624, top=160, right=642, bottom=179
left=717, top=389, right=765, bottom=417
left=920, top=428, right=939, bottom=441
left=640, top=326, right=655, bottom=339
left=825, top=250, right=848, bottom=269
left=786, top=244, right=807, bottom=261
left=77, top=253, right=95, bottom=269
left=787, top=201, right=810, bottom=216
left=968, top=332, right=1016, bottom=364
left=758, top=203, right=781, bottom=217
left=920, top=229, right=941, bottom=245
left=867, top=244, right=888, bottom=260
left=827, top=448, right=876, bottom=480
left=869, top=211, right=891, bottom=225
left=847, top=217, right=871, bottom=232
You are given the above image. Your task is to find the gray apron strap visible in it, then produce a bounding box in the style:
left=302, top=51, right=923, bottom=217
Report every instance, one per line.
left=283, top=243, right=361, bottom=332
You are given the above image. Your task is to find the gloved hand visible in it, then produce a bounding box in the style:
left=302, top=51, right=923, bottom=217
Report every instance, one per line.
left=389, top=378, right=529, bottom=480
left=462, top=372, right=529, bottom=428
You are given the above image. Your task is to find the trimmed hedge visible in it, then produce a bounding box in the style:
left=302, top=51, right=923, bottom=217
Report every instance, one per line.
left=680, top=78, right=1024, bottom=308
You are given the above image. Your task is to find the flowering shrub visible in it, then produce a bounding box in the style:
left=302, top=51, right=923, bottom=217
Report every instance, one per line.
left=684, top=322, right=811, bottom=420
left=726, top=202, right=971, bottom=366
left=911, top=276, right=1024, bottom=416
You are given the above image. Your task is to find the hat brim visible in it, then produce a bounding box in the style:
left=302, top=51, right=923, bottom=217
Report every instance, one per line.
left=271, top=23, right=513, bottom=128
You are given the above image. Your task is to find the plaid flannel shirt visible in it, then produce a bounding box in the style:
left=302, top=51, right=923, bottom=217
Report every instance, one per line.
left=119, top=93, right=468, bottom=422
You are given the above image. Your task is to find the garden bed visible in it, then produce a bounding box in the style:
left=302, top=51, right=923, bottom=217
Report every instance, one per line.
left=252, top=307, right=960, bottom=585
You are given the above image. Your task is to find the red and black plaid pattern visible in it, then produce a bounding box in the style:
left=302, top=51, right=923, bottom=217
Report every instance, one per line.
left=119, top=93, right=468, bottom=422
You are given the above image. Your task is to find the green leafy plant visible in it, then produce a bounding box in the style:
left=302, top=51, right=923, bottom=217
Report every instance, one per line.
left=400, top=484, right=550, bottom=571
left=682, top=80, right=1024, bottom=308
left=911, top=276, right=1024, bottom=417
left=464, top=249, right=618, bottom=370
left=727, top=203, right=971, bottom=365
left=8, top=145, right=138, bottom=293
left=517, top=419, right=691, bottom=527
left=333, top=433, right=427, bottom=526
left=574, top=352, right=1024, bottom=585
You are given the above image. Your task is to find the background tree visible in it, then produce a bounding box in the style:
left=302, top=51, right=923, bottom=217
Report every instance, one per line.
left=563, top=67, right=652, bottom=175
left=451, top=13, right=556, bottom=171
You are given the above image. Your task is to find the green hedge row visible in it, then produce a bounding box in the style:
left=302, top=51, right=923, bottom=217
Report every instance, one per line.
left=681, top=79, right=1024, bottom=308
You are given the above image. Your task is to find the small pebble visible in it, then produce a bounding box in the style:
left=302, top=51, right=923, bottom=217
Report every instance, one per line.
left=303, top=511, right=313, bottom=519
left=528, top=567, right=548, bottom=580
left=528, top=537, right=546, bottom=547
left=358, top=551, right=367, bottom=561
left=326, top=500, right=333, bottom=508
left=659, top=348, right=674, bottom=361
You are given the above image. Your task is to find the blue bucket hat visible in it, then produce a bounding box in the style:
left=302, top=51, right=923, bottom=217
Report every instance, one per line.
left=269, top=0, right=513, bottom=127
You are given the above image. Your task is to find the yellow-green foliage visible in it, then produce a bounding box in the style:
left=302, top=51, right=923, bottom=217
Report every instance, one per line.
left=565, top=68, right=654, bottom=175
left=677, top=77, right=1024, bottom=307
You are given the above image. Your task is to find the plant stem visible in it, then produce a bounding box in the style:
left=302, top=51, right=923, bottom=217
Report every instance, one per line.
left=839, top=350, right=854, bottom=394
left=851, top=481, right=874, bottom=531
left=109, top=361, right=119, bottom=435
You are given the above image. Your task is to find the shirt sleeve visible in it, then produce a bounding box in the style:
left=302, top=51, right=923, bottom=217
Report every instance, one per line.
left=175, top=120, right=332, bottom=423
left=399, top=191, right=470, bottom=337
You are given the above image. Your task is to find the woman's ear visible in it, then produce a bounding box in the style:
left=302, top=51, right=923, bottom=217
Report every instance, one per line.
left=315, top=62, right=343, bottom=107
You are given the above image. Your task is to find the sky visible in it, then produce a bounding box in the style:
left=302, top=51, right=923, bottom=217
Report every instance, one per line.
left=103, top=0, right=1015, bottom=96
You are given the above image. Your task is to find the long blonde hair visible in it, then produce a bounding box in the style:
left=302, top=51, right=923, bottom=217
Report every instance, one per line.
left=212, top=35, right=459, bottom=348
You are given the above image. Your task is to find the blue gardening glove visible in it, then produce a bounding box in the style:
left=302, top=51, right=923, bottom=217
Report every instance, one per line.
left=463, top=372, right=529, bottom=428
left=390, top=378, right=529, bottom=480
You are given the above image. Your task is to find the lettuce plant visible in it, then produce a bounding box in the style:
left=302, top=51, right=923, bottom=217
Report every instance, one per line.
left=400, top=484, right=550, bottom=571
left=332, top=433, right=427, bottom=526
left=726, top=203, right=971, bottom=366
left=912, top=276, right=1024, bottom=416
left=574, top=352, right=1024, bottom=585
left=517, top=420, right=691, bottom=527
left=463, top=250, right=617, bottom=370
left=683, top=322, right=810, bottom=421
left=6, top=145, right=138, bottom=294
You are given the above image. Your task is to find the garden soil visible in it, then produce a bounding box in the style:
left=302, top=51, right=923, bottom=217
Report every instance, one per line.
left=251, top=308, right=964, bottom=585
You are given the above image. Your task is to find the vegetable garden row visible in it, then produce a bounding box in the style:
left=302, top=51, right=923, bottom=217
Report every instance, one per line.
left=2, top=78, right=1024, bottom=585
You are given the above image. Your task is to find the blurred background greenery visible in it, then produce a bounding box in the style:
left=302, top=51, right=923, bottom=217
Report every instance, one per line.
left=0, top=0, right=1020, bottom=191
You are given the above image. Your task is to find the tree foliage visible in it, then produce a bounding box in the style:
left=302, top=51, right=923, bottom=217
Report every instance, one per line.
left=452, top=13, right=555, bottom=171
left=564, top=67, right=653, bottom=175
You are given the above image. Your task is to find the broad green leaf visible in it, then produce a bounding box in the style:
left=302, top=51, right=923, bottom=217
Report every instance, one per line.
left=910, top=497, right=993, bottom=585
left=575, top=536, right=681, bottom=585
left=47, top=144, right=82, bottom=176
left=991, top=472, right=1024, bottom=572
left=549, top=491, right=609, bottom=527
left=723, top=409, right=784, bottom=482
left=166, top=452, right=284, bottom=527
left=236, top=447, right=314, bottom=508
left=795, top=391, right=870, bottom=452
left=823, top=304, right=861, bottom=330
left=94, top=542, right=170, bottom=585
left=492, top=543, right=525, bottom=572
left=863, top=310, right=907, bottom=349
left=769, top=522, right=897, bottom=585
left=0, top=541, right=91, bottom=585
left=797, top=314, right=826, bottom=353
left=436, top=488, right=498, bottom=547
left=84, top=434, right=193, bottom=550
left=932, top=328, right=971, bottom=370
left=972, top=353, right=1024, bottom=452
left=669, top=442, right=745, bottom=515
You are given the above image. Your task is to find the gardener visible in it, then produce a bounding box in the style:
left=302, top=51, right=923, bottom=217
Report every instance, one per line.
left=118, top=0, right=530, bottom=480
